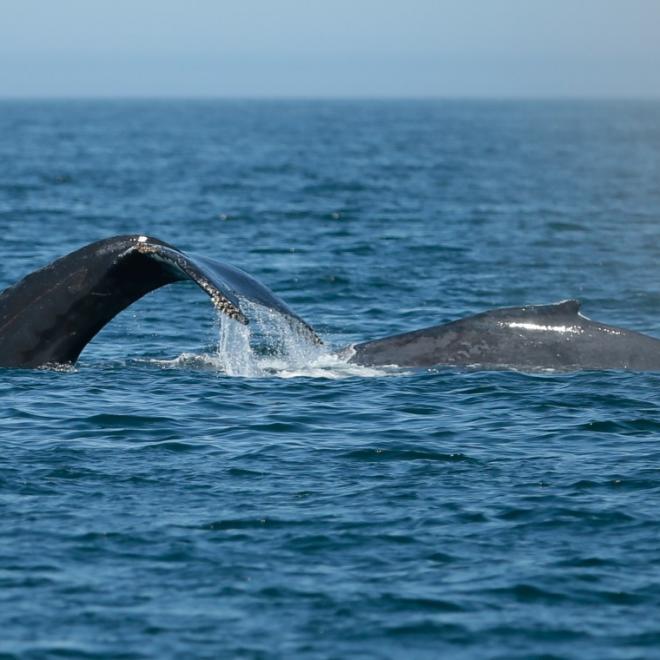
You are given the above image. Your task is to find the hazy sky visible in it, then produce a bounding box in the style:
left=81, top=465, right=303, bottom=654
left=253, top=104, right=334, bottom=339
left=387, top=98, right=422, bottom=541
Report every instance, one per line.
left=1, top=0, right=659, bottom=98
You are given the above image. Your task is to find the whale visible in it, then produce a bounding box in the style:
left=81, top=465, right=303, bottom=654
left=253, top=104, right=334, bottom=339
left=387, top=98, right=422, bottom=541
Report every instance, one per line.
left=348, top=299, right=660, bottom=371
left=0, top=235, right=319, bottom=369
left=1, top=234, right=659, bottom=371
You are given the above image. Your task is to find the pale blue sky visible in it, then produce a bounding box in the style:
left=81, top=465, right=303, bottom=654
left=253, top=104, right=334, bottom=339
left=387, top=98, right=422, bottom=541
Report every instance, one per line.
left=1, top=0, right=659, bottom=98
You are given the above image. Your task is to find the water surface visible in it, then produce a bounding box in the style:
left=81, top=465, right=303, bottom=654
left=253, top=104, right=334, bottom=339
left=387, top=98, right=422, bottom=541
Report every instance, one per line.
left=1, top=100, right=660, bottom=659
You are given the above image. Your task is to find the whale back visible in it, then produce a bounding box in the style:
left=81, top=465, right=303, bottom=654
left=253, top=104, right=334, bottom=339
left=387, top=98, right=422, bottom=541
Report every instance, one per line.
left=349, top=299, right=660, bottom=371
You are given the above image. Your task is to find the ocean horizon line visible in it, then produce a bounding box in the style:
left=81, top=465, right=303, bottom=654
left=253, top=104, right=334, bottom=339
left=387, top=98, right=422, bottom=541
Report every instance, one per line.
left=1, top=94, right=659, bottom=103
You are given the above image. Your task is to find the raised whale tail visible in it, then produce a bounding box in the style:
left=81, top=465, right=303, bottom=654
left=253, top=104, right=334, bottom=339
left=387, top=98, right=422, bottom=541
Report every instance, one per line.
left=0, top=235, right=320, bottom=368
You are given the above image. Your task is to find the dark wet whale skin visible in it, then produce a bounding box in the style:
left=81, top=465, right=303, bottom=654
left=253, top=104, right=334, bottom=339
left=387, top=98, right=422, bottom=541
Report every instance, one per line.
left=0, top=236, right=181, bottom=368
left=0, top=235, right=314, bottom=369
left=1, top=235, right=660, bottom=371
left=350, top=300, right=660, bottom=371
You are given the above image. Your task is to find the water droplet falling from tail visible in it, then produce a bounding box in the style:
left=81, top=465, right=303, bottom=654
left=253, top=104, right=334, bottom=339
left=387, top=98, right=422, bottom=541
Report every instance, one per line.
left=213, top=300, right=326, bottom=377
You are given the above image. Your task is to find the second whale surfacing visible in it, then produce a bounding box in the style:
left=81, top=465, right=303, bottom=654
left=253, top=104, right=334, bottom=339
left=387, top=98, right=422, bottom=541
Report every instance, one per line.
left=1, top=234, right=659, bottom=371
left=349, top=300, right=660, bottom=371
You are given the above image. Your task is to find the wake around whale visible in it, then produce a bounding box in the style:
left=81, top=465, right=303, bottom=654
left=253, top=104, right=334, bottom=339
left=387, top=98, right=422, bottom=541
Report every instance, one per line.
left=1, top=234, right=659, bottom=371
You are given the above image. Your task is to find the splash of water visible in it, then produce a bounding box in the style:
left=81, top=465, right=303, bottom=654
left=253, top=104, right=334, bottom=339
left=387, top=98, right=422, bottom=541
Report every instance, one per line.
left=148, top=301, right=393, bottom=378
left=215, top=311, right=258, bottom=376
left=214, top=300, right=327, bottom=376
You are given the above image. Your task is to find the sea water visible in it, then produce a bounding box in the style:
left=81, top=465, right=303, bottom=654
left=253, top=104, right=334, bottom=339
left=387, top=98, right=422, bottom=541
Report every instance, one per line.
left=1, top=100, right=660, bottom=659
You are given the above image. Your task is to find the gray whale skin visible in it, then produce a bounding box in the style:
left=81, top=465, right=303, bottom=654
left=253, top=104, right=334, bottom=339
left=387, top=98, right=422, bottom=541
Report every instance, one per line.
left=1, top=235, right=659, bottom=371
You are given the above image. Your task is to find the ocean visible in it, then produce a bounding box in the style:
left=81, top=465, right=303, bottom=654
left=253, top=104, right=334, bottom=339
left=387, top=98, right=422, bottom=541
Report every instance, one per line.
left=1, top=99, right=660, bottom=659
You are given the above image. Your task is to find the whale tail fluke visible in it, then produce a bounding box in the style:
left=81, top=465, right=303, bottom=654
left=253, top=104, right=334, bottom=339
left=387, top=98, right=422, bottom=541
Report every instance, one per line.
left=0, top=235, right=320, bottom=368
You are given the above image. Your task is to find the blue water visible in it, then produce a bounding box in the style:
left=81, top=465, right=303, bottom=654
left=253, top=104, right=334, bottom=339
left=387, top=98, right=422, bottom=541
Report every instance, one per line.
left=2, top=100, right=660, bottom=659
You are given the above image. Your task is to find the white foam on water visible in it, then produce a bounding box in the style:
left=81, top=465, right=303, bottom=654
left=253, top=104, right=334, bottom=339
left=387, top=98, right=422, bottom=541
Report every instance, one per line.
left=256, top=351, right=390, bottom=379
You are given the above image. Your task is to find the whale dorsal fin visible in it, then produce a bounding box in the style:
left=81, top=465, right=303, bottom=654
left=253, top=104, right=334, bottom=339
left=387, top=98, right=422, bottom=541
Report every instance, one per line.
left=545, top=299, right=581, bottom=315
left=511, top=299, right=583, bottom=321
